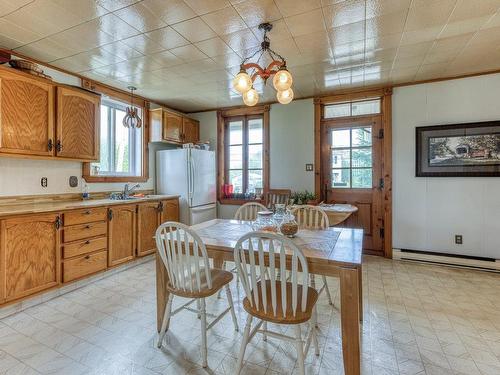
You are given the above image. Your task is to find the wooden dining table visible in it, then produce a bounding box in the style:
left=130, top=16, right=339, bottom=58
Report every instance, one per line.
left=155, top=219, right=363, bottom=375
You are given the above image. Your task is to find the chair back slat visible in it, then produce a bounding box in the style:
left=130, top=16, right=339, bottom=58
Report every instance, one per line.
left=290, top=205, right=330, bottom=229
left=155, top=222, right=212, bottom=293
left=234, top=202, right=267, bottom=221
left=264, top=189, right=291, bottom=210
left=234, top=232, right=309, bottom=318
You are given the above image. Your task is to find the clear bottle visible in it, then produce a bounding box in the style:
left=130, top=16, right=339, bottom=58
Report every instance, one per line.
left=82, top=182, right=90, bottom=200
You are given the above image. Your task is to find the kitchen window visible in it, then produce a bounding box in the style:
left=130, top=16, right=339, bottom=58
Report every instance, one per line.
left=217, top=106, right=269, bottom=203
left=86, top=98, right=145, bottom=181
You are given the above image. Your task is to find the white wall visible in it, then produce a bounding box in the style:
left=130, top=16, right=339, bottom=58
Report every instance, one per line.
left=393, top=74, right=500, bottom=259
left=190, top=99, right=315, bottom=219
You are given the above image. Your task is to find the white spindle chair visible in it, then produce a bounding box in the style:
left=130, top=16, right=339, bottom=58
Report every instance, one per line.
left=155, top=222, right=239, bottom=368
left=234, top=202, right=268, bottom=221
left=234, top=232, right=319, bottom=375
left=290, top=205, right=334, bottom=306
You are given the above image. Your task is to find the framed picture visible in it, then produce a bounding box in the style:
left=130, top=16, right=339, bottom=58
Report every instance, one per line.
left=416, top=121, right=500, bottom=177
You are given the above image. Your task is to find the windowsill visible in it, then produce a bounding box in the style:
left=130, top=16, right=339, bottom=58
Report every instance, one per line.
left=82, top=175, right=148, bottom=183
left=219, top=198, right=263, bottom=206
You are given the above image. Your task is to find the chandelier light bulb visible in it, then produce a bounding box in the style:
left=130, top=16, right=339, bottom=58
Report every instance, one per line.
left=276, top=88, right=294, bottom=105
left=243, top=87, right=259, bottom=106
left=232, top=69, right=252, bottom=94
left=273, top=66, right=293, bottom=91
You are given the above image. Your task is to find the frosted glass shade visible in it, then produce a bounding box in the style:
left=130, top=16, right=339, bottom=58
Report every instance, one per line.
left=232, top=70, right=252, bottom=94
left=243, top=87, right=259, bottom=106
left=276, top=88, right=294, bottom=104
left=273, top=68, right=293, bottom=91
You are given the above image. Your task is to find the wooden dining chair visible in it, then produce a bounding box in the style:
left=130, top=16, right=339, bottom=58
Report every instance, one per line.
left=155, top=222, right=239, bottom=368
left=264, top=189, right=291, bottom=210
left=289, top=205, right=334, bottom=306
left=234, top=201, right=268, bottom=221
left=234, top=231, right=320, bottom=375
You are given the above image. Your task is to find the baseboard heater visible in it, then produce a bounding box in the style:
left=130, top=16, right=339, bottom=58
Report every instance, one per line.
left=393, top=248, right=500, bottom=272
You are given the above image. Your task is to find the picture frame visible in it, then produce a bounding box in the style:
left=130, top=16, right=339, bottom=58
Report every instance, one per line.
left=416, top=121, right=500, bottom=177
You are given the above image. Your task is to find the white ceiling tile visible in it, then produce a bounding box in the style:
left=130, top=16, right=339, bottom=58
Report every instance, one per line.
left=171, top=18, right=217, bottom=43
left=145, top=26, right=190, bottom=49
left=141, top=0, right=197, bottom=25
left=113, top=2, right=167, bottom=33
left=202, top=6, right=247, bottom=36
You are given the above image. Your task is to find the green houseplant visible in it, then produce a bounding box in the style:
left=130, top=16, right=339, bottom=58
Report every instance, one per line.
left=290, top=190, right=318, bottom=205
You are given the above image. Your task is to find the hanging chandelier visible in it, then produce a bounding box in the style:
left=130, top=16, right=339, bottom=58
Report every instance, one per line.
left=232, top=22, right=294, bottom=106
left=122, top=86, right=142, bottom=129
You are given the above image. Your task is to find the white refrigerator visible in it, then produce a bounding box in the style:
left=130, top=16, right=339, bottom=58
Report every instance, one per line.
left=156, top=148, right=217, bottom=225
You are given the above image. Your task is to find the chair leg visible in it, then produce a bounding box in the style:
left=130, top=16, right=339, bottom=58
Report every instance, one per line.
left=225, top=285, right=239, bottom=331
left=322, top=275, right=333, bottom=306
left=294, top=324, right=305, bottom=375
left=200, top=298, right=208, bottom=368
left=262, top=321, right=268, bottom=341
left=312, top=308, right=320, bottom=356
left=236, top=315, right=253, bottom=374
left=217, top=262, right=226, bottom=299
left=196, top=299, right=201, bottom=319
left=157, top=294, right=173, bottom=348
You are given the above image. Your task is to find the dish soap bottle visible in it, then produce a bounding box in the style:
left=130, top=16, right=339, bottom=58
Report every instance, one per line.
left=82, top=181, right=90, bottom=200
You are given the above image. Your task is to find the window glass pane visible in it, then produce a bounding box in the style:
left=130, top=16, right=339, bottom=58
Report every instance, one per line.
left=352, top=148, right=372, bottom=167
left=98, top=105, right=110, bottom=172
left=114, top=109, right=130, bottom=173
left=325, top=103, right=350, bottom=118
left=332, top=149, right=350, bottom=168
left=229, top=170, right=243, bottom=193
left=229, top=121, right=243, bottom=145
left=248, top=169, right=262, bottom=191
left=248, top=144, right=262, bottom=169
left=248, top=119, right=263, bottom=144
left=352, top=168, right=372, bottom=188
left=351, top=99, right=380, bottom=116
left=332, top=169, right=350, bottom=188
left=352, top=127, right=372, bottom=146
left=229, top=145, right=243, bottom=169
left=331, top=129, right=350, bottom=148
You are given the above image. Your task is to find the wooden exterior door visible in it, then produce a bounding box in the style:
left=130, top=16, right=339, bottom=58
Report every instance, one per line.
left=160, top=199, right=179, bottom=223
left=0, top=213, right=60, bottom=302
left=108, top=205, right=136, bottom=266
left=56, top=86, right=100, bottom=161
left=137, top=202, right=160, bottom=256
left=163, top=110, right=183, bottom=143
left=182, top=117, right=199, bottom=143
left=0, top=67, right=54, bottom=157
left=321, top=116, right=384, bottom=255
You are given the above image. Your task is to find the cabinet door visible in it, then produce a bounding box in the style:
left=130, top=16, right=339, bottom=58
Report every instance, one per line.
left=160, top=199, right=179, bottom=223
left=0, top=213, right=60, bottom=302
left=137, top=202, right=160, bottom=257
left=108, top=205, right=136, bottom=267
left=0, top=68, right=54, bottom=156
left=182, top=117, right=199, bottom=144
left=163, top=110, right=183, bottom=142
left=56, top=86, right=100, bottom=161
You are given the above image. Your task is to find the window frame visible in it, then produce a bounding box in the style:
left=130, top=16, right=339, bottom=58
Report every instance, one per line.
left=83, top=95, right=149, bottom=183
left=217, top=105, right=270, bottom=205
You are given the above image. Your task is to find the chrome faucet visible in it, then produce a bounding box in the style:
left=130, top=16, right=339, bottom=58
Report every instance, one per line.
left=123, top=183, right=140, bottom=199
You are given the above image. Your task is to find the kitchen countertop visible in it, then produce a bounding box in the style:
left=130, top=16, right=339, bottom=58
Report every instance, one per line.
left=0, top=195, right=180, bottom=218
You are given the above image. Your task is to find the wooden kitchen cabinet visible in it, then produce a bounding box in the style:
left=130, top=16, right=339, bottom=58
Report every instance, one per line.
left=56, top=86, right=100, bottom=161
left=137, top=201, right=161, bottom=257
left=160, top=199, right=179, bottom=223
left=182, top=117, right=200, bottom=144
left=149, top=108, right=199, bottom=144
left=0, top=66, right=55, bottom=157
left=108, top=205, right=136, bottom=267
left=0, top=213, right=60, bottom=302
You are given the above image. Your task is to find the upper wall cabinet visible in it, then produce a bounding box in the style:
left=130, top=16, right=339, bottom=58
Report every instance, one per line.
left=0, top=67, right=54, bottom=157
left=150, top=108, right=199, bottom=144
left=56, top=86, right=100, bottom=161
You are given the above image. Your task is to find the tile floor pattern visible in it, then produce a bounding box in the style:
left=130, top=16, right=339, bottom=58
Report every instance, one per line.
left=1, top=256, right=500, bottom=375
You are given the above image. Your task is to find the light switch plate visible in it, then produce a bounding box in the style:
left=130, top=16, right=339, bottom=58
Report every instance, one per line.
left=305, top=164, right=313, bottom=171
left=41, top=177, right=48, bottom=188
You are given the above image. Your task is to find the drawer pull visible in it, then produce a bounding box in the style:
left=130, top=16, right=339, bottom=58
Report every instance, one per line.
left=85, top=225, right=91, bottom=229
left=85, top=240, right=90, bottom=245
left=84, top=210, right=91, bottom=215
left=84, top=255, right=90, bottom=260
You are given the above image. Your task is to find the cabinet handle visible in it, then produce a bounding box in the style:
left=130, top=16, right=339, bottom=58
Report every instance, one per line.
left=48, top=139, right=53, bottom=151
left=55, top=216, right=61, bottom=230
left=56, top=140, right=62, bottom=152
left=85, top=225, right=91, bottom=229
left=108, top=209, right=113, bottom=221
left=85, top=240, right=90, bottom=245
left=84, top=210, right=91, bottom=215
left=157, top=201, right=163, bottom=212
left=84, top=255, right=90, bottom=260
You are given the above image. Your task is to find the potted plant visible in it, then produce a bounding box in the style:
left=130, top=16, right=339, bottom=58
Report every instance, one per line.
left=290, top=190, right=319, bottom=205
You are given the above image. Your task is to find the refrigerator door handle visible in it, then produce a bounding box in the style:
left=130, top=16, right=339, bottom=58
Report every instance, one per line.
left=189, top=155, right=195, bottom=199
left=190, top=203, right=216, bottom=212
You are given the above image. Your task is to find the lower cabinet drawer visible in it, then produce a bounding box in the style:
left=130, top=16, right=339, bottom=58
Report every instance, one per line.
left=63, top=250, right=107, bottom=283
left=63, top=236, right=107, bottom=259
left=64, top=221, right=107, bottom=242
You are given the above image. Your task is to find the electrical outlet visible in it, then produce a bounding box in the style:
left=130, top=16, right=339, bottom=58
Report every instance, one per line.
left=455, top=235, right=463, bottom=245
left=41, top=177, right=48, bottom=188
left=305, top=163, right=313, bottom=171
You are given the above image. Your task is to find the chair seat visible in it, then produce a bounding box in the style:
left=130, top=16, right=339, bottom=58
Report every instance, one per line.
left=242, top=280, right=319, bottom=324
left=167, top=268, right=233, bottom=298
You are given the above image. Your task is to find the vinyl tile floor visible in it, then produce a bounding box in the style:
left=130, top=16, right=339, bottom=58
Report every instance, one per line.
left=1, top=256, right=499, bottom=375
